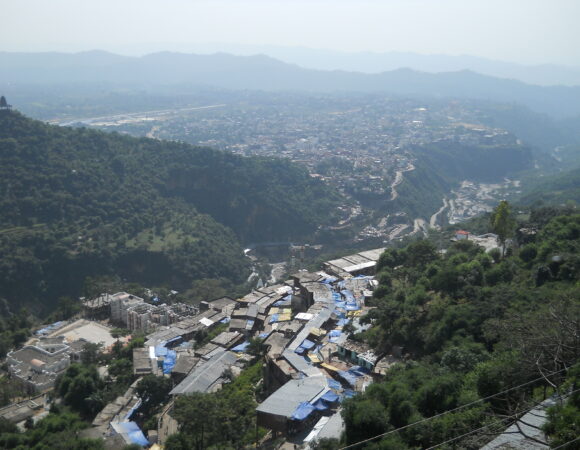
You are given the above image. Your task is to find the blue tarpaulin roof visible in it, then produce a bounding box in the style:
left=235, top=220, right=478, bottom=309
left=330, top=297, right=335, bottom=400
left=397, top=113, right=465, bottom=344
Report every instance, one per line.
left=301, top=339, right=315, bottom=350
left=124, top=399, right=142, bottom=421
left=327, top=378, right=341, bottom=390
left=113, top=422, right=149, bottom=447
left=321, top=390, right=340, bottom=403
left=259, top=332, right=270, bottom=339
left=269, top=314, right=279, bottom=323
left=346, top=304, right=360, bottom=311
left=350, top=365, right=371, bottom=375
left=338, top=370, right=359, bottom=387
left=329, top=330, right=342, bottom=337
left=337, top=318, right=350, bottom=326
left=312, top=398, right=329, bottom=411
left=341, top=290, right=355, bottom=302
left=343, top=389, right=357, bottom=399
left=163, top=350, right=176, bottom=374
left=220, top=317, right=231, bottom=323
left=231, top=341, right=250, bottom=352
left=155, top=346, right=168, bottom=357
left=292, top=402, right=315, bottom=421
left=335, top=301, right=346, bottom=308
left=295, top=346, right=306, bottom=355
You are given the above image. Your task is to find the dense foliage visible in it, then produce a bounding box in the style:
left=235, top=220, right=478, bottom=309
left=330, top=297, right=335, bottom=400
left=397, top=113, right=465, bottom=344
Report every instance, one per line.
left=0, top=408, right=103, bottom=450
left=0, top=110, right=339, bottom=312
left=343, top=207, right=579, bottom=448
left=169, top=361, right=265, bottom=449
left=518, top=166, right=580, bottom=206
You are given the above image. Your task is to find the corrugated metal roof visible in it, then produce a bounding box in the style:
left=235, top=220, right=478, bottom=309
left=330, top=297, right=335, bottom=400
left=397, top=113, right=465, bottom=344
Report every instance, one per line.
left=170, top=350, right=237, bottom=395
left=256, top=377, right=328, bottom=418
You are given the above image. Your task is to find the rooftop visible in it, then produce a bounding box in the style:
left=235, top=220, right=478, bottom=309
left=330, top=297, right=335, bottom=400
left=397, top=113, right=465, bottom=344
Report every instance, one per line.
left=170, top=350, right=238, bottom=395
left=256, top=377, right=328, bottom=418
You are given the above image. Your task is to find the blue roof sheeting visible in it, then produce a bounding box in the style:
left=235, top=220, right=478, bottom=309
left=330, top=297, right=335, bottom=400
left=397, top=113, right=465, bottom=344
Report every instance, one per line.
left=338, top=370, right=359, bottom=387
left=341, top=290, right=355, bottom=303
left=295, top=346, right=306, bottom=355
left=124, top=399, right=142, bottom=421
left=301, top=339, right=316, bottom=350
left=155, top=346, right=168, bottom=357
left=350, top=366, right=370, bottom=375
left=163, top=350, right=177, bottom=374
left=312, top=398, right=329, bottom=411
left=112, top=422, right=149, bottom=447
left=342, top=389, right=357, bottom=399
left=327, top=378, right=342, bottom=390
left=321, top=390, right=340, bottom=403
left=231, top=341, right=250, bottom=352
left=292, top=402, right=315, bottom=421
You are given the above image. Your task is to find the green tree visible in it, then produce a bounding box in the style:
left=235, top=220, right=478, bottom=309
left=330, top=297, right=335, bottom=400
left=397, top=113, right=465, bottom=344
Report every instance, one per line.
left=81, top=342, right=101, bottom=365
left=135, top=375, right=173, bottom=416
left=490, top=200, right=516, bottom=257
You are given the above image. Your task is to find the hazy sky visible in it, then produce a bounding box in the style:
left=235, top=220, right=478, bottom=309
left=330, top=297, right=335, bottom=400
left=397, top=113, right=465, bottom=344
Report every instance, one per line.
left=2, top=0, right=579, bottom=66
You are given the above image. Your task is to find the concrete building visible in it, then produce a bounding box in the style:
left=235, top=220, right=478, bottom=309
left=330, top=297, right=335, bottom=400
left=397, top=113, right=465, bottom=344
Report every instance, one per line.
left=110, top=292, right=144, bottom=325
left=323, top=248, right=385, bottom=277
left=256, top=377, right=330, bottom=435
left=337, top=340, right=380, bottom=371
left=6, top=337, right=75, bottom=393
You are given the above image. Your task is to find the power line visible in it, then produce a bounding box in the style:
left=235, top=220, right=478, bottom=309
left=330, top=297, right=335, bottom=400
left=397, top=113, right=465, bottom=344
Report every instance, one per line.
left=553, top=436, right=580, bottom=449
left=426, top=387, right=580, bottom=450
left=339, top=367, right=569, bottom=450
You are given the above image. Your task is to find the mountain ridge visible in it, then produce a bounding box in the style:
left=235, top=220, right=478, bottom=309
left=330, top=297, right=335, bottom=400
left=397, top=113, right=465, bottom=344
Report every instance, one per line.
left=2, top=51, right=580, bottom=118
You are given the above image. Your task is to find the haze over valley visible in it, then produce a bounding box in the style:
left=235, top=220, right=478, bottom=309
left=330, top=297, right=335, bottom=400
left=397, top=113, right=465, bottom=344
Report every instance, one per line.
left=1, top=1, right=579, bottom=449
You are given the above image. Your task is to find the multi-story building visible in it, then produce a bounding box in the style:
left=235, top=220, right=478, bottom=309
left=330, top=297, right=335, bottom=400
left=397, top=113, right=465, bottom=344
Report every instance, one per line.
left=6, top=337, right=81, bottom=394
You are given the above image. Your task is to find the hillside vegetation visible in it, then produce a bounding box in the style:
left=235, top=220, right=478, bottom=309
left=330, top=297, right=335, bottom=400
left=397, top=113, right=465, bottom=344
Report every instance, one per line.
left=342, top=208, right=580, bottom=448
left=392, top=141, right=532, bottom=218
left=518, top=166, right=580, bottom=206
left=0, top=110, right=339, bottom=312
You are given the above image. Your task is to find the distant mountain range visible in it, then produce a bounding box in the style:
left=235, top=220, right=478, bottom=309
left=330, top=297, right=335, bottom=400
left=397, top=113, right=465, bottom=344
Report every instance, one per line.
left=1, top=51, right=580, bottom=119
left=151, top=44, right=580, bottom=87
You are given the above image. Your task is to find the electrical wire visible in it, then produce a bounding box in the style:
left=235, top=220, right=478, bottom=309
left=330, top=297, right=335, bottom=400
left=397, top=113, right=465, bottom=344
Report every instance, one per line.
left=426, top=387, right=580, bottom=450
left=552, top=436, right=580, bottom=449
left=339, top=367, right=569, bottom=450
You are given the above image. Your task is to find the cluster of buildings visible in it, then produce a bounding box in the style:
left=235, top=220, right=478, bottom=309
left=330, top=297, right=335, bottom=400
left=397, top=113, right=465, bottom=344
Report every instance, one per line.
left=149, top=248, right=397, bottom=446
left=89, top=92, right=522, bottom=246
left=86, top=292, right=199, bottom=332
left=4, top=246, right=396, bottom=447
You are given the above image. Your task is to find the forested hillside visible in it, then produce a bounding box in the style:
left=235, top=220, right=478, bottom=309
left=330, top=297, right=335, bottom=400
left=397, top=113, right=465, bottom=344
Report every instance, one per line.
left=391, top=141, right=532, bottom=218
left=518, top=166, right=580, bottom=206
left=0, top=110, right=339, bottom=312
left=341, top=208, right=579, bottom=448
